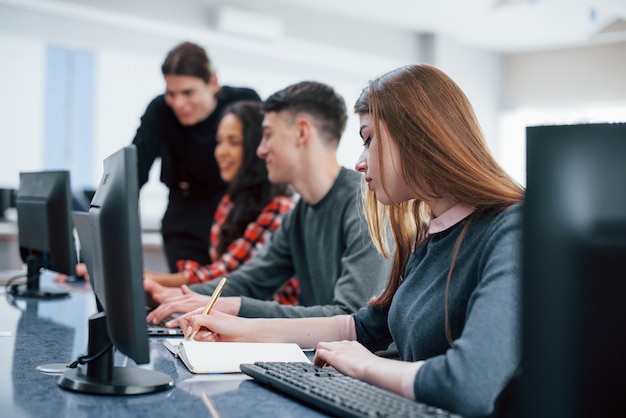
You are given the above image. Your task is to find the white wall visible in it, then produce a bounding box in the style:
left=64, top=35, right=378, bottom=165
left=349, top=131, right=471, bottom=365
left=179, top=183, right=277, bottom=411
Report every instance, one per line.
left=506, top=41, right=626, bottom=107
left=0, top=34, right=46, bottom=187
left=0, top=0, right=414, bottom=226
left=500, top=41, right=626, bottom=185
left=2, top=0, right=624, bottom=290
left=5, top=0, right=623, bottom=228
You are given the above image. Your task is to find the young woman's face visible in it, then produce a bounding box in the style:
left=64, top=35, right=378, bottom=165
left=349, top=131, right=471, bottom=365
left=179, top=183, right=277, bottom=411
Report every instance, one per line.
left=355, top=113, right=414, bottom=205
left=215, top=113, right=244, bottom=183
left=164, top=75, right=218, bottom=126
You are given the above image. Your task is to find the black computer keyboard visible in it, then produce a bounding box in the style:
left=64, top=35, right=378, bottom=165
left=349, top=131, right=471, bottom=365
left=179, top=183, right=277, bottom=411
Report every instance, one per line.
left=240, top=362, right=462, bottom=418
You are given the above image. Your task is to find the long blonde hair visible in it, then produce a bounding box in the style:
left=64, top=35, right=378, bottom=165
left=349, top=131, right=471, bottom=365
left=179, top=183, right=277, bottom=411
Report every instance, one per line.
left=355, top=64, right=524, bottom=309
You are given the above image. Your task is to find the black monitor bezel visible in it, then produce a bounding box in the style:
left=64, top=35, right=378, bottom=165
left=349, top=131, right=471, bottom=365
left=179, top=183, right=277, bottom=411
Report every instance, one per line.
left=13, top=170, right=77, bottom=298
left=57, top=145, right=173, bottom=395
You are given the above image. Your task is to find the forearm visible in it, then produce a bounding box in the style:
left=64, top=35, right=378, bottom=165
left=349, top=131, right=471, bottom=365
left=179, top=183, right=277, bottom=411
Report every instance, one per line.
left=239, top=296, right=358, bottom=318
left=250, top=316, right=341, bottom=349
left=362, top=358, right=422, bottom=399
left=188, top=279, right=219, bottom=295
left=147, top=271, right=187, bottom=287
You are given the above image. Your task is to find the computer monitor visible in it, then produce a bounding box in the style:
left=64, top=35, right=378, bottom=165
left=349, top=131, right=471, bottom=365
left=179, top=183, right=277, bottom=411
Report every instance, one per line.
left=71, top=210, right=103, bottom=313
left=522, top=122, right=626, bottom=417
left=58, top=145, right=173, bottom=395
left=13, top=170, right=77, bottom=298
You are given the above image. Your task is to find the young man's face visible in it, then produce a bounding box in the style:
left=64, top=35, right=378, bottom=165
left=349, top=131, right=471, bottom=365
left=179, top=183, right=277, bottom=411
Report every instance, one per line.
left=164, top=75, right=219, bottom=126
left=258, top=111, right=299, bottom=184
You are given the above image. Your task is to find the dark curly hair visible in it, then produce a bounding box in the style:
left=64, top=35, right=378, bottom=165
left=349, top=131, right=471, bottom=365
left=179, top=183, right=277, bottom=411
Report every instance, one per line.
left=216, top=101, right=292, bottom=255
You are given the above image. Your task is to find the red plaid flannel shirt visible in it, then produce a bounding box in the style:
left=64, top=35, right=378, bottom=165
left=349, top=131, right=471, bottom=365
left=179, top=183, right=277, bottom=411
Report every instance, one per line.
left=177, top=194, right=300, bottom=305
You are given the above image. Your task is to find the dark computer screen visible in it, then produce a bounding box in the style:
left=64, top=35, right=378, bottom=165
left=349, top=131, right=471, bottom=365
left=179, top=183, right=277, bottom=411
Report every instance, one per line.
left=522, top=122, right=626, bottom=418
left=14, top=170, right=77, bottom=298
left=58, top=145, right=173, bottom=395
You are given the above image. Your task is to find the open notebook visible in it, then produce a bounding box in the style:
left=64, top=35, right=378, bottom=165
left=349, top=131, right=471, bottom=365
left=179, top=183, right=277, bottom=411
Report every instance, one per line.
left=164, top=339, right=310, bottom=374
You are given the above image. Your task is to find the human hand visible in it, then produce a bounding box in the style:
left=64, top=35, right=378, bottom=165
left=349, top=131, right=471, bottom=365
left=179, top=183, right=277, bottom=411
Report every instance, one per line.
left=144, top=277, right=183, bottom=307
left=146, top=284, right=206, bottom=326
left=53, top=263, right=89, bottom=282
left=313, top=340, right=377, bottom=380
left=178, top=309, right=253, bottom=342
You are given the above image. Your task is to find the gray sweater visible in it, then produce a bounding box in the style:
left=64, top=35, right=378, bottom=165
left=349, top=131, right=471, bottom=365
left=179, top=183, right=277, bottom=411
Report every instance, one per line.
left=189, top=168, right=390, bottom=318
left=354, top=203, right=523, bottom=417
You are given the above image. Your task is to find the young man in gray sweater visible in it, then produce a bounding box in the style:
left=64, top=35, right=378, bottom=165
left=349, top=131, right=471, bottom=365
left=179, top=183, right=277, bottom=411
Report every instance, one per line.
left=146, top=81, right=390, bottom=323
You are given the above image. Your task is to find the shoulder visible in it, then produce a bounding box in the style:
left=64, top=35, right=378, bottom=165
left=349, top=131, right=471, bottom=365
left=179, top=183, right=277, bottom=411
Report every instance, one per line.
left=334, top=168, right=363, bottom=192
left=264, top=195, right=295, bottom=214
left=254, top=195, right=294, bottom=228
left=274, top=195, right=296, bottom=212
left=328, top=168, right=363, bottom=208
left=310, top=168, right=362, bottom=213
left=471, top=202, right=523, bottom=259
left=485, top=202, right=523, bottom=231
left=144, top=94, right=168, bottom=113
left=213, top=195, right=233, bottom=222
left=218, top=194, right=233, bottom=207
left=218, top=86, right=262, bottom=102
left=140, top=94, right=175, bottom=122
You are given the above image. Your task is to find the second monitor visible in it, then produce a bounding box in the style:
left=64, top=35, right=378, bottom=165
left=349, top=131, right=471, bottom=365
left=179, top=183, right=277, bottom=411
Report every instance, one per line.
left=13, top=170, right=77, bottom=298
left=58, top=145, right=174, bottom=395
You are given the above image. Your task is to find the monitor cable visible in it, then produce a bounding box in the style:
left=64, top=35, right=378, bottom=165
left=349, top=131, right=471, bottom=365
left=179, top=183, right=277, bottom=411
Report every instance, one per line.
left=67, top=342, right=113, bottom=369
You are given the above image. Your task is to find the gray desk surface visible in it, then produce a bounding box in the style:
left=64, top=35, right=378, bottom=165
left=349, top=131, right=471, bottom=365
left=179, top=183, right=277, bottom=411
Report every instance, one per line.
left=0, top=272, right=328, bottom=418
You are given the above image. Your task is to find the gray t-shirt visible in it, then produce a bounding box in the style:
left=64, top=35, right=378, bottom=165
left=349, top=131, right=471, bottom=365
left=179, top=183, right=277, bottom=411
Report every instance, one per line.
left=189, top=167, right=390, bottom=318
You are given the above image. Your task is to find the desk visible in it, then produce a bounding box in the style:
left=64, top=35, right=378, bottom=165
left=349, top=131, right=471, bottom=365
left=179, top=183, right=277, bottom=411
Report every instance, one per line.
left=0, top=274, right=328, bottom=418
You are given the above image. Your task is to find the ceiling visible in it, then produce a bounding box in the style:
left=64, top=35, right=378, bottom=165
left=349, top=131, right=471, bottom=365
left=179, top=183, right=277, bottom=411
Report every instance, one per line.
left=7, top=0, right=626, bottom=53
left=260, top=0, right=626, bottom=52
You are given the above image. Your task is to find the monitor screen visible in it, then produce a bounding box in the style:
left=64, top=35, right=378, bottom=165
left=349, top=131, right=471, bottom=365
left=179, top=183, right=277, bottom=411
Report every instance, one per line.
left=522, top=122, right=626, bottom=418
left=13, top=170, right=77, bottom=298
left=57, top=145, right=173, bottom=395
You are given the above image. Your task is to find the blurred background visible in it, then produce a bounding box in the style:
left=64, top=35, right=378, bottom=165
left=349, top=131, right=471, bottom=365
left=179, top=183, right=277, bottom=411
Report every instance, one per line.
left=1, top=0, right=625, bottom=228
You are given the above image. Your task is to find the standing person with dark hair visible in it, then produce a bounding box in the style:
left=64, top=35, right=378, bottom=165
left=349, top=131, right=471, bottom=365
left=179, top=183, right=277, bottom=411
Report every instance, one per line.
left=174, top=65, right=524, bottom=417
left=144, top=101, right=298, bottom=305
left=145, top=81, right=390, bottom=322
left=133, top=41, right=261, bottom=272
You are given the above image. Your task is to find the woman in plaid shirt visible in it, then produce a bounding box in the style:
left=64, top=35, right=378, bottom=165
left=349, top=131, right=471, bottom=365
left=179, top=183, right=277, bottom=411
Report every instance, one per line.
left=145, top=101, right=298, bottom=305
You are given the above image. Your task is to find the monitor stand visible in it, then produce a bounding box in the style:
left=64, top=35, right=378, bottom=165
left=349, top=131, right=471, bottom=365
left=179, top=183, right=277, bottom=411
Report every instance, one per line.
left=10, top=255, right=70, bottom=299
left=57, top=312, right=174, bottom=395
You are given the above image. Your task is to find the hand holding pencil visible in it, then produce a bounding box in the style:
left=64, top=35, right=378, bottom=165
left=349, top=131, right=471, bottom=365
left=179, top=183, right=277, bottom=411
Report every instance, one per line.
left=187, top=277, right=227, bottom=341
